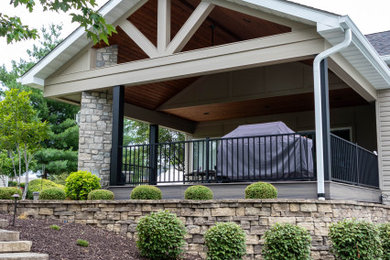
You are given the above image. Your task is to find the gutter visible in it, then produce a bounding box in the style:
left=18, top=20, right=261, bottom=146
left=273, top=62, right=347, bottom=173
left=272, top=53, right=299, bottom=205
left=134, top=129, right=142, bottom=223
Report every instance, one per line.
left=313, top=27, right=352, bottom=200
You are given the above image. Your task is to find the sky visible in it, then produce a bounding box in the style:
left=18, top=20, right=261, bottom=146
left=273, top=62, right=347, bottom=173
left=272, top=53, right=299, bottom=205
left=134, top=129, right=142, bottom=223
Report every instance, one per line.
left=1, top=0, right=390, bottom=70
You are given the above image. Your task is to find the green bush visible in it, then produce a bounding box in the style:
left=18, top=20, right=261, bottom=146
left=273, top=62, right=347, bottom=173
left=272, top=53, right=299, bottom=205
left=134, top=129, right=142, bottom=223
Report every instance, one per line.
left=379, top=223, right=390, bottom=260
left=0, top=187, right=22, bottom=200
left=136, top=210, right=186, bottom=259
left=88, top=189, right=114, bottom=200
left=184, top=185, right=213, bottom=200
left=130, top=185, right=162, bottom=200
left=205, top=222, right=246, bottom=260
left=8, top=181, right=24, bottom=188
left=262, top=223, right=311, bottom=260
left=245, top=182, right=277, bottom=199
left=76, top=239, right=89, bottom=247
left=39, top=187, right=66, bottom=200
left=65, top=171, right=101, bottom=200
left=27, top=179, right=61, bottom=199
left=329, top=219, right=382, bottom=260
left=50, top=225, right=61, bottom=231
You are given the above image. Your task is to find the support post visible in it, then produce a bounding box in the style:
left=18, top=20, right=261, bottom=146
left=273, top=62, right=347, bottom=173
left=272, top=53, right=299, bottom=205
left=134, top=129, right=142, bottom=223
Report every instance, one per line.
left=320, top=59, right=332, bottom=182
left=110, top=86, right=125, bottom=185
left=149, top=124, right=159, bottom=185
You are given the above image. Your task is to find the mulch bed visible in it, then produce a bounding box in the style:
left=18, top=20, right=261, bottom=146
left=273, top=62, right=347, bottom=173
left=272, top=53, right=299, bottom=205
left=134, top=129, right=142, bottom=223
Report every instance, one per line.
left=0, top=214, right=200, bottom=260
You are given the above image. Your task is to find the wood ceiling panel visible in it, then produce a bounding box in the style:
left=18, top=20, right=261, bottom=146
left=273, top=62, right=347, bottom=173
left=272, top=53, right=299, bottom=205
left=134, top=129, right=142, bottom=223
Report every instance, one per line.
left=129, top=0, right=158, bottom=46
left=162, top=88, right=368, bottom=122
left=124, top=77, right=199, bottom=110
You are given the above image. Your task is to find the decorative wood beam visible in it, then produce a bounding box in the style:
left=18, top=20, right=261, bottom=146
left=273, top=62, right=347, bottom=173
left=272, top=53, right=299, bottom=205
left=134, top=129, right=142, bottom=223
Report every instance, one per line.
left=166, top=1, right=214, bottom=54
left=118, top=19, right=159, bottom=58
left=44, top=30, right=324, bottom=97
left=123, top=103, right=197, bottom=134
left=158, top=0, right=171, bottom=53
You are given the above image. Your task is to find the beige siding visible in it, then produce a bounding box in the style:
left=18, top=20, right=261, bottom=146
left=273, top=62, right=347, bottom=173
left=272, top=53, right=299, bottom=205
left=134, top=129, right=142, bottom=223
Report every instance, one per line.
left=377, top=89, right=390, bottom=192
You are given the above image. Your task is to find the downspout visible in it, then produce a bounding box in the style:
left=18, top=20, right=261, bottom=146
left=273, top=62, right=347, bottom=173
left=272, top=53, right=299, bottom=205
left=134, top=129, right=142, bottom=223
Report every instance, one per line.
left=313, top=28, right=352, bottom=200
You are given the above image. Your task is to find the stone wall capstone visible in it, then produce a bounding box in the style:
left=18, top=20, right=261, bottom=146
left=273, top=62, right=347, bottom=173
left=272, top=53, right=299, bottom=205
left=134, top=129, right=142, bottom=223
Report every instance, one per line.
left=1, top=199, right=389, bottom=260
left=78, top=91, right=113, bottom=187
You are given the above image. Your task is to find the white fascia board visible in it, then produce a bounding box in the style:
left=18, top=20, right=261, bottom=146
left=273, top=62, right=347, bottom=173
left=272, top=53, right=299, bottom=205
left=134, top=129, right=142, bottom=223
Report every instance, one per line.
left=382, top=55, right=390, bottom=65
left=238, top=0, right=340, bottom=28
left=340, top=17, right=390, bottom=89
left=19, top=0, right=142, bottom=88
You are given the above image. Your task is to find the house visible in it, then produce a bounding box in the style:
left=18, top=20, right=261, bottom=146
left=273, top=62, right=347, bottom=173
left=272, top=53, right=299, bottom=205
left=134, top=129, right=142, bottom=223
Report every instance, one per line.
left=19, top=0, right=390, bottom=202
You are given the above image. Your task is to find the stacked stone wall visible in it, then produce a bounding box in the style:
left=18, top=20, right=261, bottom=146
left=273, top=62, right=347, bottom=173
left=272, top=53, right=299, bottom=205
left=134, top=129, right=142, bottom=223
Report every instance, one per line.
left=1, top=199, right=389, bottom=259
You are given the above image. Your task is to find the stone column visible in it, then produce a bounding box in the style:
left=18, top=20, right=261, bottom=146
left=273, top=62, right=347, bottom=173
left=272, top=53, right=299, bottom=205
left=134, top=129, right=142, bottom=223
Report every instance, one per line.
left=78, top=91, right=113, bottom=187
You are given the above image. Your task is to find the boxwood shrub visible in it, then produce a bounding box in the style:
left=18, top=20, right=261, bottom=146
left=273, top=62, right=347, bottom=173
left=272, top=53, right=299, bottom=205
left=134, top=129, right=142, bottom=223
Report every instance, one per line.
left=88, top=189, right=115, bottom=200
left=262, top=223, right=311, bottom=260
left=130, top=185, right=162, bottom=200
left=65, top=171, right=101, bottom=200
left=379, top=223, right=390, bottom=260
left=184, top=185, right=213, bottom=200
left=136, top=210, right=186, bottom=259
left=39, top=187, right=66, bottom=200
left=0, top=187, right=22, bottom=200
left=8, top=181, right=25, bottom=189
left=27, top=179, right=61, bottom=199
left=329, top=219, right=382, bottom=260
left=205, top=222, right=246, bottom=260
left=245, top=182, right=277, bottom=199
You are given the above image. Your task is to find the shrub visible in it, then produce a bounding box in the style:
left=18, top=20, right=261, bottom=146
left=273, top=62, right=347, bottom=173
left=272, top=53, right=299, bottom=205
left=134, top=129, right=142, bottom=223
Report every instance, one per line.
left=65, top=171, right=101, bottom=200
left=379, top=223, right=390, bottom=260
left=205, top=222, right=246, bottom=260
left=76, top=239, right=89, bottom=247
left=130, top=185, right=162, bottom=200
left=27, top=179, right=61, bottom=199
left=329, top=219, right=382, bottom=260
left=262, top=223, right=311, bottom=260
left=88, top=189, right=114, bottom=200
left=39, top=187, right=66, bottom=200
left=8, top=181, right=24, bottom=188
left=50, top=225, right=61, bottom=231
left=245, top=182, right=277, bottom=199
left=184, top=185, right=213, bottom=200
left=136, top=210, right=186, bottom=259
left=0, top=187, right=22, bottom=200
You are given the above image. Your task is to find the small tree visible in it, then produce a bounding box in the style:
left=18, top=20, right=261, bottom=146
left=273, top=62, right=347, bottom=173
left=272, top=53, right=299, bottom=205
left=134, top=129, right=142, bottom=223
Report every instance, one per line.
left=0, top=150, right=13, bottom=186
left=0, top=89, right=49, bottom=199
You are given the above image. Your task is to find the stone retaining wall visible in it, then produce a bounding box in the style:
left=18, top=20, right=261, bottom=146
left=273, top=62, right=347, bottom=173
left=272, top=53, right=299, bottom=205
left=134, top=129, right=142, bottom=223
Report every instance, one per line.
left=0, top=199, right=389, bottom=259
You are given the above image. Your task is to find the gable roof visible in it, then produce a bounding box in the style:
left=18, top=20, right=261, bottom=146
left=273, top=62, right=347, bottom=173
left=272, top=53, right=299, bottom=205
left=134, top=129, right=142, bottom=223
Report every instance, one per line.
left=19, top=0, right=390, bottom=91
left=366, top=30, right=390, bottom=56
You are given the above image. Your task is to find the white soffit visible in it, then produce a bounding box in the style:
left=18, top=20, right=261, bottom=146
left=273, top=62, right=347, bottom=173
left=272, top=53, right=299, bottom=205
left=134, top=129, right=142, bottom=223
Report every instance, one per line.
left=19, top=0, right=390, bottom=91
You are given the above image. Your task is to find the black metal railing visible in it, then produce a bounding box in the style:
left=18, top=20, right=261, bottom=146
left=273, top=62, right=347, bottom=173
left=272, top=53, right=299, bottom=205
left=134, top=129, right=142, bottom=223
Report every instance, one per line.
left=121, top=132, right=316, bottom=185
left=330, top=134, right=379, bottom=188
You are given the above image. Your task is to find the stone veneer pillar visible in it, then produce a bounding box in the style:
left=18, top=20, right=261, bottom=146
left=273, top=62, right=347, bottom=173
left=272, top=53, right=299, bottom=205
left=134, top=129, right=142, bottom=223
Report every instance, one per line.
left=78, top=91, right=113, bottom=187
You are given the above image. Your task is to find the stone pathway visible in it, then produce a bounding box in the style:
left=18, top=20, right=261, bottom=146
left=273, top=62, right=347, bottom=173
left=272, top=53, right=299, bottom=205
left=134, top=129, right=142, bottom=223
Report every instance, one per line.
left=0, top=219, right=48, bottom=260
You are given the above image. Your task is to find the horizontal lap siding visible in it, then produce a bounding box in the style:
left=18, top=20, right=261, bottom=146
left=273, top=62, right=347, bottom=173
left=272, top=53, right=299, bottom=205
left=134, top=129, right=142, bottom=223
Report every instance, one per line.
left=377, top=89, right=390, bottom=191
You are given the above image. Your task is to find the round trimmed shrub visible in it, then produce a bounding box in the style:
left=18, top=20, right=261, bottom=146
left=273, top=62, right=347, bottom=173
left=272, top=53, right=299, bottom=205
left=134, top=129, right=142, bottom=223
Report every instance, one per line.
left=27, top=179, right=61, bottom=199
left=39, top=187, right=66, bottom=200
left=184, top=185, right=213, bottom=200
left=329, top=219, right=382, bottom=260
left=205, top=222, right=246, bottom=260
left=0, top=187, right=22, bottom=200
left=379, top=223, right=390, bottom=260
left=65, top=171, right=101, bottom=200
left=130, top=185, right=162, bottom=200
left=136, top=210, right=186, bottom=259
left=88, top=189, right=115, bottom=200
left=245, top=182, right=277, bottom=199
left=263, top=223, right=311, bottom=260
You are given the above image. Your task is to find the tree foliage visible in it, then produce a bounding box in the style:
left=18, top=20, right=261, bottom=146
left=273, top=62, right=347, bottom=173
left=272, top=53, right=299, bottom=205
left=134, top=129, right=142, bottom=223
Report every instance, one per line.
left=1, top=0, right=115, bottom=44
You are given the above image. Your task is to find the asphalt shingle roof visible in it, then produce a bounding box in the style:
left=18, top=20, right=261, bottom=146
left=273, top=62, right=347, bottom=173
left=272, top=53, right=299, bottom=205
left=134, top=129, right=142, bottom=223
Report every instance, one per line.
left=366, top=30, right=390, bottom=56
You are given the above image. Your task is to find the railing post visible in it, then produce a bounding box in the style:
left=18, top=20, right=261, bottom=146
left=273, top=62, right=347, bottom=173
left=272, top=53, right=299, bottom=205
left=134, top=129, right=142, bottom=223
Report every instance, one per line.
left=149, top=124, right=159, bottom=185
left=205, top=137, right=210, bottom=182
left=355, top=143, right=360, bottom=185
left=110, top=85, right=124, bottom=185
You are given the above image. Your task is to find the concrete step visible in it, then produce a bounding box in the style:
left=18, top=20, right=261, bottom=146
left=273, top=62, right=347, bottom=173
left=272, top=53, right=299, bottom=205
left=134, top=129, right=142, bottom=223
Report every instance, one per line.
left=0, top=230, right=19, bottom=242
left=0, top=220, right=8, bottom=229
left=0, top=253, right=49, bottom=260
left=0, top=241, right=31, bottom=253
